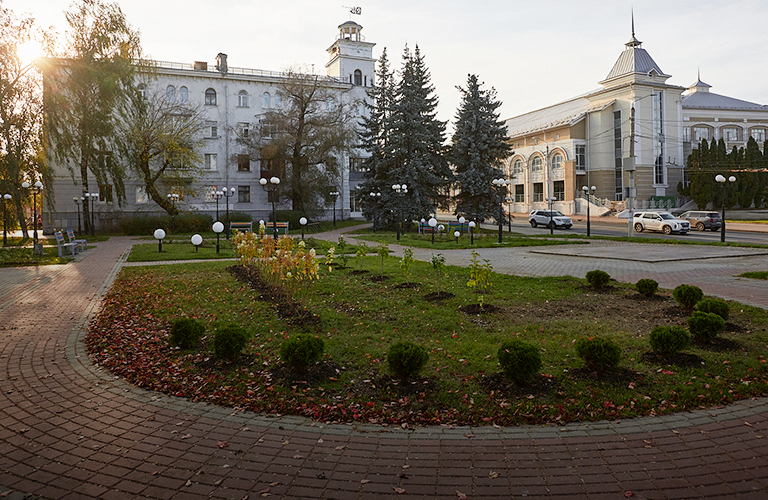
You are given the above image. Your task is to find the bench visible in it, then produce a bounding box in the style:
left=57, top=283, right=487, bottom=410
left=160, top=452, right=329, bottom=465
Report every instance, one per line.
left=229, top=221, right=253, bottom=232
left=304, top=222, right=322, bottom=233
left=448, top=222, right=469, bottom=233
left=54, top=231, right=79, bottom=257
left=66, top=229, right=87, bottom=251
left=264, top=221, right=289, bottom=235
left=417, top=222, right=437, bottom=234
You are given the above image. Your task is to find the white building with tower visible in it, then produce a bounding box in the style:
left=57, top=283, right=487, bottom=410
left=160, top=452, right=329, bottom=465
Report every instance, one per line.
left=43, top=20, right=376, bottom=232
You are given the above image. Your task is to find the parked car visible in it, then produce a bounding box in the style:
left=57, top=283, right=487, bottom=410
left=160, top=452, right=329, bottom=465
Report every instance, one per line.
left=529, top=210, right=572, bottom=229
left=632, top=211, right=690, bottom=235
left=678, top=211, right=722, bottom=231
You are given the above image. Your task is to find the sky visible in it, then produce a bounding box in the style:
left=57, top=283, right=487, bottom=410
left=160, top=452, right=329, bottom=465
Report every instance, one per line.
left=7, top=0, right=768, bottom=129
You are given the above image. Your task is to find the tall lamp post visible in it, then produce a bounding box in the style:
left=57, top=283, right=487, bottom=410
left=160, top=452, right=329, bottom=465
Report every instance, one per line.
left=715, top=174, right=736, bottom=243
left=492, top=178, right=510, bottom=243
left=211, top=189, right=223, bottom=222
left=2, top=193, right=11, bottom=246
left=329, top=190, right=340, bottom=227
left=260, top=176, right=280, bottom=239
left=84, top=192, right=98, bottom=237
left=506, top=195, right=513, bottom=233
left=545, top=196, right=557, bottom=235
left=391, top=184, right=408, bottom=241
left=369, top=191, right=381, bottom=232
left=167, top=193, right=179, bottom=233
left=582, top=185, right=596, bottom=237
left=73, top=197, right=82, bottom=234
left=222, top=187, right=235, bottom=239
left=22, top=180, right=44, bottom=254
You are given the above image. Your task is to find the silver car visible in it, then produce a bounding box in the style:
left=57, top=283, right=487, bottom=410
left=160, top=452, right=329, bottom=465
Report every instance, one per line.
left=633, top=212, right=690, bottom=235
left=529, top=210, right=572, bottom=229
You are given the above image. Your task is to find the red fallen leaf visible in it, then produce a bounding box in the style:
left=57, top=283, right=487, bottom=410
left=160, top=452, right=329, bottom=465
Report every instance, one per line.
left=393, top=487, right=405, bottom=494
left=624, top=491, right=634, bottom=498
left=457, top=491, right=468, bottom=499
left=217, top=441, right=229, bottom=448
left=661, top=370, right=674, bottom=375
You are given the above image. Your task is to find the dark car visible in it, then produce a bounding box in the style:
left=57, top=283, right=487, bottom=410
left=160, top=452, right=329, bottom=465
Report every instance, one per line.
left=679, top=211, right=722, bottom=231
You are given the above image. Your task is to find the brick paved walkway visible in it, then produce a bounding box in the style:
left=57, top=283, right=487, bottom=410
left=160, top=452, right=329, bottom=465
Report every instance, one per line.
left=1, top=234, right=768, bottom=499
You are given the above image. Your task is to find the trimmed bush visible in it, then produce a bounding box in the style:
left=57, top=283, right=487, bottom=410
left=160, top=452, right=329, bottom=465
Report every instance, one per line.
left=673, top=284, right=703, bottom=311
left=227, top=212, right=253, bottom=223
left=119, top=212, right=214, bottom=235
left=211, top=324, right=250, bottom=360
left=695, top=298, right=729, bottom=321
left=585, top=270, right=611, bottom=289
left=497, top=340, right=542, bottom=385
left=687, top=311, right=725, bottom=342
left=636, top=278, right=659, bottom=297
left=169, top=318, right=205, bottom=349
left=388, top=342, right=429, bottom=383
left=575, top=336, right=621, bottom=374
left=280, top=334, right=324, bottom=372
left=649, top=326, right=690, bottom=356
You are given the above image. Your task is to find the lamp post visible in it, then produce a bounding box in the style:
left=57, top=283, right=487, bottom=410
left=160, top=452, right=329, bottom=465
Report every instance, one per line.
left=715, top=174, right=736, bottom=243
left=222, top=187, right=235, bottom=239
left=22, top=181, right=43, bottom=254
left=369, top=191, right=381, bottom=232
left=84, top=192, right=98, bottom=237
left=211, top=189, right=223, bottom=223
left=3, top=193, right=12, bottom=246
left=492, top=178, right=510, bottom=243
left=428, top=217, right=437, bottom=244
left=153, top=228, right=166, bottom=253
left=73, top=197, right=82, bottom=234
left=299, top=217, right=307, bottom=240
left=212, top=221, right=224, bottom=253
left=506, top=196, right=513, bottom=233
left=454, top=230, right=460, bottom=244
left=167, top=193, right=179, bottom=233
left=545, top=196, right=557, bottom=235
left=191, top=233, right=202, bottom=252
left=391, top=183, right=408, bottom=241
left=469, top=221, right=476, bottom=245
left=260, top=176, right=280, bottom=239
left=329, top=190, right=340, bottom=227
left=582, top=185, right=596, bottom=237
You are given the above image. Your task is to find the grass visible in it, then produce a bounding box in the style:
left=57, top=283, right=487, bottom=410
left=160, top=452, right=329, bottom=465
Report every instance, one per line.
left=0, top=246, right=74, bottom=266
left=740, top=271, right=768, bottom=280
left=350, top=229, right=588, bottom=250
left=88, top=255, right=768, bottom=427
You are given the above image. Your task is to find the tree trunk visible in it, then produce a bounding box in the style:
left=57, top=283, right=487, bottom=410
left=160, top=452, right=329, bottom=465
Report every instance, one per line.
left=80, top=151, right=91, bottom=235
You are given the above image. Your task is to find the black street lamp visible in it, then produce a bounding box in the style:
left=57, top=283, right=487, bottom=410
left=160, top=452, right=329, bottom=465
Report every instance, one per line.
left=492, top=178, right=510, bottom=243
left=369, top=191, right=381, bottom=232
left=211, top=189, right=223, bottom=222
left=2, top=193, right=11, bottom=246
left=715, top=174, right=736, bottom=243
left=73, top=197, right=82, bottom=234
left=260, top=176, right=280, bottom=239
left=545, top=196, right=557, bottom=235
left=506, top=195, right=513, bottom=233
left=428, top=217, right=437, bottom=244
left=299, top=216, right=307, bottom=240
left=222, top=187, right=235, bottom=239
left=212, top=221, right=224, bottom=253
left=84, top=191, right=98, bottom=237
left=22, top=180, right=43, bottom=254
left=391, top=183, right=408, bottom=241
left=329, top=190, right=340, bottom=227
left=582, top=185, right=596, bottom=237
left=167, top=193, right=179, bottom=233
left=469, top=220, right=476, bottom=245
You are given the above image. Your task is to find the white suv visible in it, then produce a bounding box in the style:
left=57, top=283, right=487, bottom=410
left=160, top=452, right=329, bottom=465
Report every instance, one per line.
left=633, top=212, right=690, bottom=235
left=529, top=210, right=572, bottom=229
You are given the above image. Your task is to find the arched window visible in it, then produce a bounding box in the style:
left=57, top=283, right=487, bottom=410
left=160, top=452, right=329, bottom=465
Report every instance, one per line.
left=137, top=83, right=147, bottom=99
left=354, top=69, right=362, bottom=86
left=551, top=154, right=563, bottom=170
left=274, top=94, right=281, bottom=108
left=166, top=85, right=176, bottom=103
left=262, top=92, right=271, bottom=108
left=238, top=90, right=248, bottom=107
left=325, top=97, right=335, bottom=111
left=531, top=157, right=543, bottom=172
left=179, top=86, right=188, bottom=103
left=205, top=88, right=217, bottom=106
left=513, top=159, right=523, bottom=176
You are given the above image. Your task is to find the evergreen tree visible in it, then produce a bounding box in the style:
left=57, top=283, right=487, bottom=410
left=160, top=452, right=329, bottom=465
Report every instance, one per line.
left=384, top=45, right=451, bottom=223
left=450, top=74, right=510, bottom=222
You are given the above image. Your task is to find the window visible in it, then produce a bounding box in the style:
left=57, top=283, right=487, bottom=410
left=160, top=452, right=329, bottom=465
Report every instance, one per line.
left=551, top=154, right=563, bottom=170
left=238, top=185, right=250, bottom=203
left=237, top=155, right=251, bottom=171
left=349, top=157, right=368, bottom=172
left=751, top=128, right=767, bottom=143
left=652, top=92, right=664, bottom=185
left=136, top=186, right=148, bottom=204
left=514, top=184, right=524, bottom=203
left=354, top=69, right=362, bottom=86
left=274, top=94, right=281, bottom=108
left=137, top=83, right=147, bottom=99
left=513, top=159, right=523, bottom=176
left=205, top=122, right=218, bottom=138
left=692, top=126, right=711, bottom=143
left=326, top=97, right=336, bottom=111
left=553, top=181, right=565, bottom=201
left=166, top=85, right=176, bottom=103
left=262, top=92, right=271, bottom=108
left=531, top=156, right=542, bottom=172
left=204, top=154, right=217, bottom=171
left=576, top=145, right=586, bottom=170
left=722, top=127, right=741, bottom=142
left=260, top=121, right=278, bottom=138
left=204, top=186, right=218, bottom=202
left=238, top=122, right=250, bottom=138
left=169, top=188, right=185, bottom=202
left=533, top=183, right=543, bottom=202
left=99, top=185, right=113, bottom=203
left=350, top=189, right=360, bottom=212
left=237, top=90, right=248, bottom=107
left=267, top=189, right=278, bottom=203
left=205, top=88, right=217, bottom=105
left=260, top=158, right=285, bottom=179
left=179, top=86, right=188, bottom=103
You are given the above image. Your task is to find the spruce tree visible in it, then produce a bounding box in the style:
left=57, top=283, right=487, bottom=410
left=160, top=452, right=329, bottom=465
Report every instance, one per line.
left=450, top=74, right=510, bottom=222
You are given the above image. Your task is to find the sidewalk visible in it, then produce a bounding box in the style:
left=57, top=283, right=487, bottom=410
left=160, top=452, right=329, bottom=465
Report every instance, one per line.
left=0, top=234, right=767, bottom=499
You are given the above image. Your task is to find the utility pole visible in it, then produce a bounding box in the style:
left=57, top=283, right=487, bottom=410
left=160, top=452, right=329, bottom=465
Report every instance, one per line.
left=627, top=100, right=637, bottom=237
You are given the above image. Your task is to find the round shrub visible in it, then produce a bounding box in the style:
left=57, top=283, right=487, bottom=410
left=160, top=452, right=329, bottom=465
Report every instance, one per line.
left=636, top=278, right=659, bottom=297
left=673, top=284, right=703, bottom=311
left=575, top=336, right=621, bottom=374
left=169, top=318, right=205, bottom=349
left=497, top=340, right=542, bottom=385
left=687, top=311, right=725, bottom=343
left=695, top=298, right=729, bottom=321
left=280, top=334, right=324, bottom=372
left=585, top=270, right=611, bottom=289
left=212, top=324, right=250, bottom=360
left=387, top=342, right=429, bottom=383
left=649, top=326, right=690, bottom=356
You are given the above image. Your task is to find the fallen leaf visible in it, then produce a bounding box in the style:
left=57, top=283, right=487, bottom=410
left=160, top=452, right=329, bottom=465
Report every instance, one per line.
left=489, top=471, right=499, bottom=478
left=361, top=479, right=371, bottom=484
left=393, top=487, right=405, bottom=494
left=456, top=491, right=467, bottom=499
left=217, top=441, right=229, bottom=448
left=624, top=491, right=634, bottom=498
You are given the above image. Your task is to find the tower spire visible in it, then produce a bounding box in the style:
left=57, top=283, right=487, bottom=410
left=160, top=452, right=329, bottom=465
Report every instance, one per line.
left=626, top=9, right=642, bottom=48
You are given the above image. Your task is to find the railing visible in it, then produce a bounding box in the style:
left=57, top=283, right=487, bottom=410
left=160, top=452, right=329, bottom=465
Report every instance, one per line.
left=141, top=59, right=343, bottom=83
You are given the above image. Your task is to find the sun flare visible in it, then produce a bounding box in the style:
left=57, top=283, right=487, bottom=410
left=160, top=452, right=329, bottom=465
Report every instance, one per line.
left=17, top=38, right=44, bottom=68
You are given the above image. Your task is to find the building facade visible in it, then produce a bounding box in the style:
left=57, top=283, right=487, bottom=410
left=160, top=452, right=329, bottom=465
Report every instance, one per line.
left=44, top=21, right=375, bottom=232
